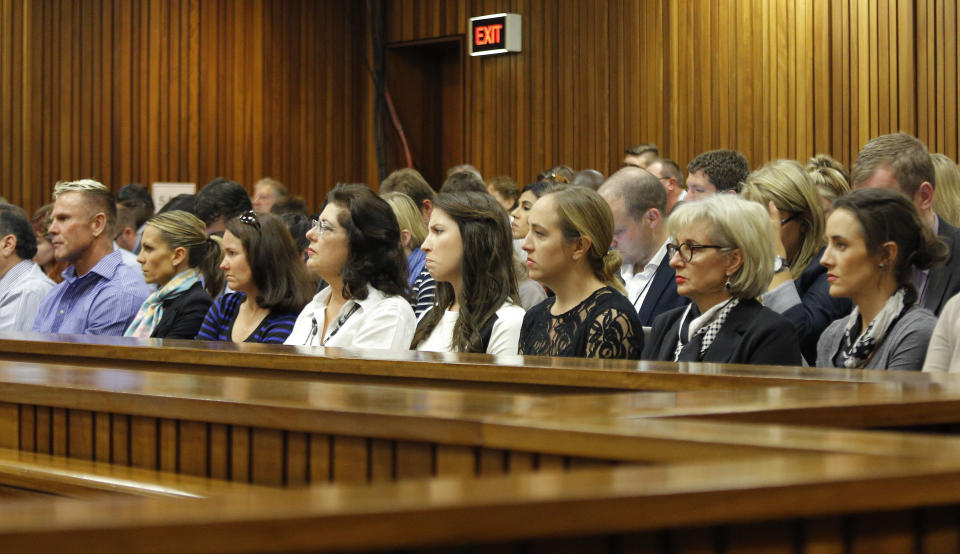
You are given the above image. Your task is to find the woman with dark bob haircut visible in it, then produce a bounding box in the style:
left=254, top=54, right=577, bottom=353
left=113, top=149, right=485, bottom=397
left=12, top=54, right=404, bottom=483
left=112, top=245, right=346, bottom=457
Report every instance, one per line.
left=817, top=188, right=947, bottom=370
left=411, top=192, right=525, bottom=355
left=285, top=184, right=416, bottom=349
left=196, top=211, right=314, bottom=343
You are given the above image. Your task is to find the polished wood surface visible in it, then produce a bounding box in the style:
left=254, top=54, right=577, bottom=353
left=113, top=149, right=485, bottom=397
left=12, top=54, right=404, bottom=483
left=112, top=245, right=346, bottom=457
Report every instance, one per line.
left=2, top=452, right=960, bottom=552
left=0, top=333, right=947, bottom=393
left=0, top=447, right=272, bottom=499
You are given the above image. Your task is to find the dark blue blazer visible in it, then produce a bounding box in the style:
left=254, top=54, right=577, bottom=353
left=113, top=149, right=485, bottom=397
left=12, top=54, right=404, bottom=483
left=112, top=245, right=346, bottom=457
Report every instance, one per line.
left=779, top=250, right=852, bottom=364
left=635, top=252, right=689, bottom=327
left=924, top=219, right=960, bottom=316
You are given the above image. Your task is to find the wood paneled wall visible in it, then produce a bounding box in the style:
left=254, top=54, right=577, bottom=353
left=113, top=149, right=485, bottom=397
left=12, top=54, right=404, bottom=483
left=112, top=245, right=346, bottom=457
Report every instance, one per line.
left=4, top=0, right=960, bottom=213
left=1, top=0, right=371, bottom=214
left=385, top=0, right=960, bottom=184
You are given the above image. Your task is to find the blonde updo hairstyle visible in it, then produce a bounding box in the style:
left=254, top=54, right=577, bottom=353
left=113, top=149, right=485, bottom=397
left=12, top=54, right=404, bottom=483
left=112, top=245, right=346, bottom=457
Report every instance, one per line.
left=740, top=159, right=825, bottom=280
left=667, top=194, right=774, bottom=300
left=381, top=191, right=427, bottom=248
left=805, top=154, right=851, bottom=204
left=145, top=210, right=224, bottom=296
left=542, top=185, right=625, bottom=295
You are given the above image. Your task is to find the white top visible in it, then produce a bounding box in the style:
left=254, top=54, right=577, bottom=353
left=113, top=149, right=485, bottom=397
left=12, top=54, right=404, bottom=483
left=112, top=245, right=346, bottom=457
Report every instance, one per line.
left=0, top=260, right=55, bottom=332
left=416, top=301, right=526, bottom=356
left=285, top=285, right=416, bottom=350
left=621, top=240, right=668, bottom=310
left=924, top=292, right=960, bottom=372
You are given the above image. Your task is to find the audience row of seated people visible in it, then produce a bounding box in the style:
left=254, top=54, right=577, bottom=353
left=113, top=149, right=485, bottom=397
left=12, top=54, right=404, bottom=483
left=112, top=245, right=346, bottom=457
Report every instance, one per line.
left=3, top=132, right=960, bottom=372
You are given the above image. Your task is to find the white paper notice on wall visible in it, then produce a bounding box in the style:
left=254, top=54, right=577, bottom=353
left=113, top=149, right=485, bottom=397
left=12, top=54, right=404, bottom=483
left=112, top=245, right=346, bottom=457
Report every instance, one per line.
left=152, top=183, right=196, bottom=212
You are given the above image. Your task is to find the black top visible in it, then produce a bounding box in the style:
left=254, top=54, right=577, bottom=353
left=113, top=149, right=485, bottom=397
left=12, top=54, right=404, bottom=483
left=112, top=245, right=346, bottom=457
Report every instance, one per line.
left=151, top=282, right=214, bottom=339
left=519, top=286, right=644, bottom=359
left=642, top=298, right=803, bottom=366
left=924, top=218, right=960, bottom=315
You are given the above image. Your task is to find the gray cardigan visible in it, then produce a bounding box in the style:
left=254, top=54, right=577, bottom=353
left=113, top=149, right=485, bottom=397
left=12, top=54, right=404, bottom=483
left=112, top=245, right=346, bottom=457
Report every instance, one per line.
left=816, top=305, right=937, bottom=371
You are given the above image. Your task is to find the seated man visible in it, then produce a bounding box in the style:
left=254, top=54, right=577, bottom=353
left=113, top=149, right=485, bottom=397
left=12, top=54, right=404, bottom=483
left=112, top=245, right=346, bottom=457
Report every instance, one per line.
left=685, top=149, right=750, bottom=201
left=251, top=177, right=288, bottom=212
left=598, top=167, right=688, bottom=326
left=623, top=143, right=659, bottom=169
left=645, top=157, right=686, bottom=213
left=33, top=180, right=151, bottom=336
left=379, top=168, right=436, bottom=227
left=0, top=205, right=55, bottom=332
left=195, top=177, right=252, bottom=235
left=852, top=132, right=960, bottom=315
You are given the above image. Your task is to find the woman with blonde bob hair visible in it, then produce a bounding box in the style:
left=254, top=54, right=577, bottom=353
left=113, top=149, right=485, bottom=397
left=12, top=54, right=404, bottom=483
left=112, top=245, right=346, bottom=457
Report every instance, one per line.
left=382, top=192, right=435, bottom=317
left=741, top=159, right=851, bottom=364
left=125, top=210, right=224, bottom=339
left=931, top=153, right=960, bottom=227
left=519, top=185, right=643, bottom=359
left=642, top=194, right=802, bottom=365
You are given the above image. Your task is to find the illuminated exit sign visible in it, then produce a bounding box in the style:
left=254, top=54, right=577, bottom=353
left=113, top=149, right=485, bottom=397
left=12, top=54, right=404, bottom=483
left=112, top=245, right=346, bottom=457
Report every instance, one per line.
left=469, top=13, right=521, bottom=56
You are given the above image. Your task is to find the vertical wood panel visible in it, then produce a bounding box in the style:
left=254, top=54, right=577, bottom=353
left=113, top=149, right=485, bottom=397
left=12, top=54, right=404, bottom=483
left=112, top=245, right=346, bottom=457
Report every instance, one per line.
left=178, top=420, right=207, bottom=477
left=0, top=403, right=19, bottom=450
left=250, top=427, right=284, bottom=486
left=331, top=436, right=367, bottom=485
left=67, top=409, right=93, bottom=460
left=308, top=433, right=331, bottom=484
left=7, top=1, right=960, bottom=211
left=285, top=431, right=308, bottom=486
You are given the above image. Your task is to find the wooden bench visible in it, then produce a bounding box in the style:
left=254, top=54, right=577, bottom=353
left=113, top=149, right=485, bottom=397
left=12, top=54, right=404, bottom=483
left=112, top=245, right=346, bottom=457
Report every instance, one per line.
left=2, top=450, right=960, bottom=552
left=0, top=332, right=950, bottom=393
left=0, top=446, right=271, bottom=499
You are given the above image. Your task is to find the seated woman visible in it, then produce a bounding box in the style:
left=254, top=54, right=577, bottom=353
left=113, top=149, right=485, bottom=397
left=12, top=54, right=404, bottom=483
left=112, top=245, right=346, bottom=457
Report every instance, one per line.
left=741, top=159, right=852, bottom=364
left=518, top=186, right=643, bottom=359
left=382, top=192, right=436, bottom=317
left=125, top=211, right=223, bottom=339
left=643, top=194, right=803, bottom=365
left=924, top=292, right=960, bottom=371
left=196, top=211, right=313, bottom=343
left=817, top=188, right=946, bottom=370
left=411, top=192, right=525, bottom=355
left=285, top=184, right=416, bottom=350
left=509, top=181, right=554, bottom=309
left=805, top=154, right=850, bottom=219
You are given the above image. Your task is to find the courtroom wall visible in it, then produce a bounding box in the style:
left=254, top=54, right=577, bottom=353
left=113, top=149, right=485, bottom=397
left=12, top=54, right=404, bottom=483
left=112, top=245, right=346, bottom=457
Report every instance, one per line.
left=3, top=0, right=960, bottom=214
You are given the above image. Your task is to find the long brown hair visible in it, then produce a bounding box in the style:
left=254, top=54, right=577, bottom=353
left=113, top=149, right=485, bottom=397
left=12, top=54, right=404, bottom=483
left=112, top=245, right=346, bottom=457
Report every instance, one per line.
left=411, top=192, right=520, bottom=353
left=225, top=211, right=314, bottom=313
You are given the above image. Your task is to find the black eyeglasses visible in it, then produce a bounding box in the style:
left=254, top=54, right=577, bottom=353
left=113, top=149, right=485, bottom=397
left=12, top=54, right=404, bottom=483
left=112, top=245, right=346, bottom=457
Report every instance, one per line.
left=666, top=241, right=728, bottom=263
left=239, top=211, right=261, bottom=232
left=780, top=212, right=802, bottom=226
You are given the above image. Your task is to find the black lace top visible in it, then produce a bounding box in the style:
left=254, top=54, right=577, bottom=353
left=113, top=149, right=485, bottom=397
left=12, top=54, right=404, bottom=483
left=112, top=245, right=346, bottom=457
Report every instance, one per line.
left=518, top=286, right=644, bottom=359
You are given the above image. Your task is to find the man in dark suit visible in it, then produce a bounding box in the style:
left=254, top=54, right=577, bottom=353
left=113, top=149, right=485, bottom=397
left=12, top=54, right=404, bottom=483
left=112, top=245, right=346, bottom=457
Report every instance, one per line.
left=852, top=132, right=960, bottom=315
left=599, top=167, right=689, bottom=326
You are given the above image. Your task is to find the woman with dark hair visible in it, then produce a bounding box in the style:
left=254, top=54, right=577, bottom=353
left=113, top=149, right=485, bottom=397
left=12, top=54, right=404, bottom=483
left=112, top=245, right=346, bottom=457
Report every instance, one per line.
left=126, top=211, right=223, bottom=339
left=509, top=181, right=554, bottom=309
left=817, top=188, right=947, bottom=370
left=411, top=192, right=525, bottom=355
left=195, top=211, right=313, bottom=343
left=285, top=184, right=416, bottom=349
left=519, top=186, right=644, bottom=359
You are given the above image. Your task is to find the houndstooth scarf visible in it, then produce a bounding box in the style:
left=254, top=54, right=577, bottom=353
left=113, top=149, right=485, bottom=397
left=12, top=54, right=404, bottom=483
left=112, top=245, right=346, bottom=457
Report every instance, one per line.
left=673, top=298, right=740, bottom=362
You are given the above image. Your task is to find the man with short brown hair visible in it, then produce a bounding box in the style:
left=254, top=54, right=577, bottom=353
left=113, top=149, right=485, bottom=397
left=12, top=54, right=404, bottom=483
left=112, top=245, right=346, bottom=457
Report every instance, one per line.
left=852, top=132, right=960, bottom=315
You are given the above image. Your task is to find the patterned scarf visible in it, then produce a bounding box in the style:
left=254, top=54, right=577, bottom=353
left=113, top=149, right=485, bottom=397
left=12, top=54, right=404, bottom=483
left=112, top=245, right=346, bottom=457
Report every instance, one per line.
left=674, top=298, right=740, bottom=362
left=124, top=268, right=201, bottom=338
left=837, top=286, right=914, bottom=369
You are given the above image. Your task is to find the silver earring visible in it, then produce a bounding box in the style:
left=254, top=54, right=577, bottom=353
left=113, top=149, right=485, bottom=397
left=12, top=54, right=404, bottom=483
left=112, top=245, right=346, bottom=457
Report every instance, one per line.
left=878, top=263, right=885, bottom=269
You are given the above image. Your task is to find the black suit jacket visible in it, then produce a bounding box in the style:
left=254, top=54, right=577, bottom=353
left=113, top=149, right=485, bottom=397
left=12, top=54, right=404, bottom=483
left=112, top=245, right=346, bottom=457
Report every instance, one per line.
left=151, top=282, right=214, bottom=339
left=642, top=298, right=803, bottom=366
left=635, top=253, right=689, bottom=327
left=924, top=219, right=960, bottom=316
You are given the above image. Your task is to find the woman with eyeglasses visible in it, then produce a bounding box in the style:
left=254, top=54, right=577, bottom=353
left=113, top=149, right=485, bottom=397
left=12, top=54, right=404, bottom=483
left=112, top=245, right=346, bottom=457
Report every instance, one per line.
left=518, top=185, right=644, bottom=359
left=411, top=192, right=525, bottom=355
left=195, top=211, right=314, bottom=344
left=740, top=159, right=852, bottom=364
left=285, top=184, right=416, bottom=350
left=642, top=194, right=803, bottom=365
left=125, top=211, right=223, bottom=339
left=819, top=189, right=945, bottom=370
